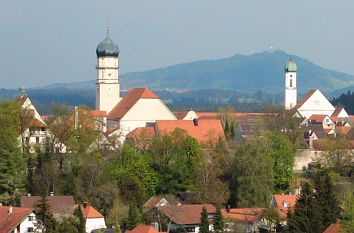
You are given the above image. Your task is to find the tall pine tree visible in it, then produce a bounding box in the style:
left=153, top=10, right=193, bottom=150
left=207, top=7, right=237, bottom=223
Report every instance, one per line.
left=34, top=195, right=57, bottom=232
left=288, top=182, right=322, bottom=233
left=126, top=203, right=142, bottom=230
left=199, top=207, right=209, bottom=233
left=213, top=207, right=224, bottom=233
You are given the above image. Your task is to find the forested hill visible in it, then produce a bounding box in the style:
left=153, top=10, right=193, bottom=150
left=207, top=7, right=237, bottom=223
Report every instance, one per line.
left=40, top=50, right=354, bottom=94
left=331, top=90, right=354, bottom=114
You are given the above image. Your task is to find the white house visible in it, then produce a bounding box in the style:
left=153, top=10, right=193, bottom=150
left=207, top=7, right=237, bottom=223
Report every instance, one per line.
left=82, top=204, right=106, bottom=233
left=0, top=206, right=37, bottom=233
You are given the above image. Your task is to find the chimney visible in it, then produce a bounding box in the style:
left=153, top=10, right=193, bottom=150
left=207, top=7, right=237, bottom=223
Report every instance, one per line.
left=226, top=205, right=231, bottom=213
left=83, top=202, right=88, bottom=208
left=193, top=118, right=198, bottom=126
left=50, top=192, right=54, bottom=196
left=8, top=207, right=13, bottom=214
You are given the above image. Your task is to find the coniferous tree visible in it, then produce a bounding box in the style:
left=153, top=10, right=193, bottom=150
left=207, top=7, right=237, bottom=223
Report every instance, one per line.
left=126, top=203, right=141, bottom=230
left=288, top=182, right=322, bottom=233
left=314, top=170, right=340, bottom=229
left=74, top=205, right=85, bottom=233
left=213, top=207, right=224, bottom=233
left=199, top=207, right=209, bottom=233
left=34, top=195, right=57, bottom=232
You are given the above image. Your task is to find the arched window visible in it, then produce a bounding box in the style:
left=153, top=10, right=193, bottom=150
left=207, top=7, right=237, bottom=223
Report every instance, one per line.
left=290, top=79, right=293, bottom=88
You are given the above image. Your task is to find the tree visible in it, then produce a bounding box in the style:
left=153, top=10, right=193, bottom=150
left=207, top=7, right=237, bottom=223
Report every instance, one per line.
left=266, top=132, right=294, bottom=192
left=199, top=207, right=209, bottom=233
left=313, top=170, right=340, bottom=229
left=74, top=205, right=85, bottom=233
left=213, top=207, right=224, bottom=233
left=341, top=191, right=354, bottom=232
left=0, top=101, right=25, bottom=205
left=126, top=203, right=142, bottom=230
left=34, top=195, right=57, bottom=232
left=287, top=182, right=322, bottom=233
left=229, top=138, right=274, bottom=207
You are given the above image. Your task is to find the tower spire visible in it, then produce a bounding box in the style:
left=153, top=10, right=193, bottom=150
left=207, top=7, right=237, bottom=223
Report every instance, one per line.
left=19, top=81, right=27, bottom=99
left=106, top=18, right=110, bottom=36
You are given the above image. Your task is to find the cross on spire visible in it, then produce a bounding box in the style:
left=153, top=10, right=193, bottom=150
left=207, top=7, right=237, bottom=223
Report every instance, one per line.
left=106, top=18, right=111, bottom=36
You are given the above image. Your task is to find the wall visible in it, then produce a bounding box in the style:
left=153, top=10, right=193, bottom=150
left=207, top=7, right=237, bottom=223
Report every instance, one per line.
left=85, top=218, right=106, bottom=233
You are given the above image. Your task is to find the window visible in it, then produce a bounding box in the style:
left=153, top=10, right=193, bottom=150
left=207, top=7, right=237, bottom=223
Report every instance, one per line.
left=36, top=137, right=39, bottom=144
left=28, top=216, right=34, bottom=221
left=289, top=79, right=293, bottom=88
left=28, top=227, right=34, bottom=232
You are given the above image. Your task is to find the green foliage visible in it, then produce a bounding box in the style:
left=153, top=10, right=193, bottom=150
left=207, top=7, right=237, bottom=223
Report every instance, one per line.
left=213, top=207, right=224, bottom=233
left=313, top=170, right=340, bottom=229
left=287, top=182, right=323, bottom=233
left=266, top=132, right=294, bottom=192
left=34, top=196, right=58, bottom=232
left=74, top=205, right=85, bottom=233
left=199, top=207, right=209, bottom=233
left=150, top=129, right=200, bottom=194
left=229, top=138, right=274, bottom=207
left=109, top=145, right=159, bottom=205
left=126, top=203, right=142, bottom=230
left=0, top=101, right=25, bottom=205
left=341, top=191, right=354, bottom=232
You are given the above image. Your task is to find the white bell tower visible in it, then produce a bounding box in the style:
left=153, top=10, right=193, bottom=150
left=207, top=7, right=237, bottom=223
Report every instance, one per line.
left=285, top=59, right=297, bottom=110
left=95, top=23, right=120, bottom=113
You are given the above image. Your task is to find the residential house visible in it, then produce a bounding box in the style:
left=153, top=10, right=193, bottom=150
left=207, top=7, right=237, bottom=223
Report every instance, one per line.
left=82, top=203, right=107, bottom=233
left=157, top=204, right=216, bottom=233
left=0, top=206, right=37, bottom=233
left=20, top=195, right=76, bottom=221
left=126, top=224, right=166, bottom=233
left=144, top=195, right=179, bottom=209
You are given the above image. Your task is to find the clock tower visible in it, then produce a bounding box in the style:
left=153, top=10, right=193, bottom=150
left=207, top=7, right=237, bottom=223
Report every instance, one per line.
left=284, top=58, right=297, bottom=110
left=95, top=25, right=120, bottom=113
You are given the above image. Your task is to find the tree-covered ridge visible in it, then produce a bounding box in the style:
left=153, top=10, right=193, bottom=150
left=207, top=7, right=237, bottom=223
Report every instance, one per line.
left=332, top=90, right=354, bottom=114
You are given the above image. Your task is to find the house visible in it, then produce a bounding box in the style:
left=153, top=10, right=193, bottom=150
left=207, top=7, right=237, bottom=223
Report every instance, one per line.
left=271, top=194, right=298, bottom=209
left=155, top=119, right=225, bottom=146
left=107, top=88, right=177, bottom=144
left=0, top=206, right=37, bottom=233
left=157, top=204, right=216, bottom=233
left=221, top=208, right=268, bottom=233
left=331, top=107, right=350, bottom=125
left=126, top=224, right=166, bottom=233
left=82, top=203, right=106, bottom=233
left=143, top=195, right=179, bottom=209
left=20, top=195, right=76, bottom=221
left=308, top=114, right=335, bottom=131
left=322, top=223, right=343, bottom=233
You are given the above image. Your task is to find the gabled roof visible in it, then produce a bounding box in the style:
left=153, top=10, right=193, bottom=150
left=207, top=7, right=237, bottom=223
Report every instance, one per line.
left=293, top=89, right=317, bottom=109
left=144, top=195, right=179, bottom=209
left=155, top=119, right=225, bottom=145
left=20, top=195, right=76, bottom=216
left=336, top=126, right=352, bottom=136
left=309, top=114, right=328, bottom=123
left=273, top=194, right=298, bottom=208
left=90, top=110, right=107, bottom=117
left=221, top=208, right=264, bottom=223
left=82, top=205, right=103, bottom=219
left=308, top=124, right=327, bottom=139
left=126, top=225, right=164, bottom=233
left=331, top=107, right=343, bottom=118
left=323, top=223, right=343, bottom=233
left=0, top=206, right=33, bottom=233
left=158, top=204, right=216, bottom=225
left=173, top=112, right=189, bottom=120
left=126, top=127, right=156, bottom=141
left=108, top=88, right=159, bottom=120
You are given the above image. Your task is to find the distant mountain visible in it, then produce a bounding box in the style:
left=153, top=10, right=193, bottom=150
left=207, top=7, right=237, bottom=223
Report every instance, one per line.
left=41, top=50, right=354, bottom=93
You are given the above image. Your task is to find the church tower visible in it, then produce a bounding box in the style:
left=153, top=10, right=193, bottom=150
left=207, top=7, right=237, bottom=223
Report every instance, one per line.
left=284, top=59, right=297, bottom=110
left=95, top=25, right=120, bottom=113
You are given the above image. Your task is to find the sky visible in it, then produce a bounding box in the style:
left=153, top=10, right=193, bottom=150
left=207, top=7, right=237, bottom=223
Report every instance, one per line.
left=1, top=0, right=354, bottom=88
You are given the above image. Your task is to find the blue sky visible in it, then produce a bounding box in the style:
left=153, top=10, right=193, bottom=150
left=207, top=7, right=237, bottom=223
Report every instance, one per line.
left=1, top=0, right=354, bottom=88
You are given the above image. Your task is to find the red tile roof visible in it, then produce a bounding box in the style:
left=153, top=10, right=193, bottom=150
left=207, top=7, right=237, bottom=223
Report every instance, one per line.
left=82, top=205, right=103, bottom=219
left=331, top=107, right=344, bottom=118
left=158, top=204, right=216, bottom=225
left=173, top=112, right=189, bottom=120
left=221, top=208, right=264, bottom=223
left=323, top=223, right=343, bottom=233
left=294, top=89, right=317, bottom=109
left=108, top=88, right=159, bottom=120
left=0, top=206, right=33, bottom=233
left=336, top=126, right=352, bottom=136
left=155, top=119, right=225, bottom=145
left=126, top=127, right=156, bottom=141
left=126, top=225, right=164, bottom=233
left=273, top=194, right=298, bottom=208
left=20, top=195, right=76, bottom=216
left=309, top=114, right=328, bottom=123
left=196, top=112, right=272, bottom=121
left=90, top=110, right=107, bottom=117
